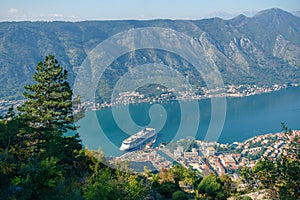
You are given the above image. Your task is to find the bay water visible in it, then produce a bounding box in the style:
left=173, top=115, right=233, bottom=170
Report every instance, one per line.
left=76, top=86, right=300, bottom=156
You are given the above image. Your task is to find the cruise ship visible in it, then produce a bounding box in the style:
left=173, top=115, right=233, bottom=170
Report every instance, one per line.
left=120, top=128, right=156, bottom=151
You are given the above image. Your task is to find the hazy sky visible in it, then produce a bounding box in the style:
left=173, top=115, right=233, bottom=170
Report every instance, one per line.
left=0, top=0, right=299, bottom=21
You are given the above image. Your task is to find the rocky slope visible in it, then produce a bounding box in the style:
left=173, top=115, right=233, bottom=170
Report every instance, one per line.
left=0, top=8, right=299, bottom=100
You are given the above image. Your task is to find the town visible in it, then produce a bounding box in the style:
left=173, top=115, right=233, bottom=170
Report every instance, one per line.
left=115, top=130, right=300, bottom=179
left=82, top=83, right=294, bottom=110
left=1, top=84, right=298, bottom=115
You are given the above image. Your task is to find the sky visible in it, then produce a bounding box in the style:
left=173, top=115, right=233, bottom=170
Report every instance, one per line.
left=0, top=0, right=299, bottom=21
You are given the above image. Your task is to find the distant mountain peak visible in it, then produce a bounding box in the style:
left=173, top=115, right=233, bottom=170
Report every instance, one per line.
left=229, top=14, right=248, bottom=24
left=255, top=7, right=295, bottom=19
left=0, top=8, right=300, bottom=99
left=259, top=7, right=287, bottom=13
left=234, top=14, right=247, bottom=19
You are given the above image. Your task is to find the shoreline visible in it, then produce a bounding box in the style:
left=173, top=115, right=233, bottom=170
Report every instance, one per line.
left=114, top=129, right=300, bottom=175
left=1, top=84, right=299, bottom=115
left=83, top=84, right=299, bottom=111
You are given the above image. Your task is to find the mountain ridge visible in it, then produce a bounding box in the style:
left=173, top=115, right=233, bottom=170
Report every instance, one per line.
left=0, top=8, right=299, bottom=100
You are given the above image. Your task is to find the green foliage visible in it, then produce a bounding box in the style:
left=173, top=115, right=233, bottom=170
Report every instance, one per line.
left=149, top=165, right=205, bottom=199
left=197, top=173, right=228, bottom=200
left=15, top=55, right=77, bottom=164
left=219, top=174, right=234, bottom=197
left=83, top=165, right=118, bottom=200
left=2, top=54, right=299, bottom=200
left=241, top=196, right=252, bottom=200
left=241, top=124, right=300, bottom=199
left=0, top=56, right=153, bottom=200
left=83, top=160, right=148, bottom=200
left=252, top=160, right=276, bottom=188
left=156, top=181, right=180, bottom=199
left=275, top=157, right=300, bottom=199
left=19, top=55, right=75, bottom=132
left=0, top=56, right=92, bottom=199
left=172, top=190, right=188, bottom=200
left=1, top=9, right=300, bottom=99
left=0, top=107, right=27, bottom=198
left=170, top=165, right=199, bottom=186
left=12, top=157, right=64, bottom=199
left=240, top=167, right=257, bottom=191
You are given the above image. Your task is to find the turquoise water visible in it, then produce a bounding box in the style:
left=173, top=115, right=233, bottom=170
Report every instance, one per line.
left=77, top=87, right=300, bottom=156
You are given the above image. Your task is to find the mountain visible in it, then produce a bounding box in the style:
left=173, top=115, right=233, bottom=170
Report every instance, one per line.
left=0, top=8, right=299, bottom=101
left=292, top=11, right=300, bottom=17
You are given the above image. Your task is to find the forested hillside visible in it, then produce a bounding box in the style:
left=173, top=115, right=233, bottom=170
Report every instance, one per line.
left=0, top=8, right=299, bottom=100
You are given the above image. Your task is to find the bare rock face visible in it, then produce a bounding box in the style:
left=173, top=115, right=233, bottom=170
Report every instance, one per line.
left=198, top=32, right=232, bottom=68
left=273, top=35, right=300, bottom=66
left=238, top=36, right=267, bottom=67
left=0, top=8, right=299, bottom=99
left=198, top=32, right=250, bottom=80
left=225, top=39, right=249, bottom=70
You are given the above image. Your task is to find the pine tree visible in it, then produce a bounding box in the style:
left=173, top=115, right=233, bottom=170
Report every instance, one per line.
left=1, top=55, right=92, bottom=199
left=20, top=55, right=74, bottom=131
left=8, top=55, right=89, bottom=199
left=18, top=55, right=76, bottom=156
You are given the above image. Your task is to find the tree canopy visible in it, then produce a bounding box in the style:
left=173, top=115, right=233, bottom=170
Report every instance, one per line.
left=0, top=56, right=89, bottom=199
left=241, top=124, right=300, bottom=199
left=1, top=55, right=298, bottom=200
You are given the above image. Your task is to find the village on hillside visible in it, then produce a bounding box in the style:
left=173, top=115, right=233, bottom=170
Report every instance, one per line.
left=115, top=130, right=300, bottom=178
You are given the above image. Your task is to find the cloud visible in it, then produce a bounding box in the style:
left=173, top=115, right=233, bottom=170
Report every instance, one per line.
left=40, top=13, right=64, bottom=18
left=8, top=8, right=19, bottom=14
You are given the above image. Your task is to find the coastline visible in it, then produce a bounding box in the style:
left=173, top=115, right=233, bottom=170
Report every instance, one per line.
left=80, top=84, right=299, bottom=111
left=74, top=85, right=300, bottom=159
left=2, top=84, right=299, bottom=115
left=115, top=129, right=300, bottom=176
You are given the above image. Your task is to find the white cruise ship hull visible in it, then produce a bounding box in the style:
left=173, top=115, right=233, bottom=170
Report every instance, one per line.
left=120, top=128, right=156, bottom=151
